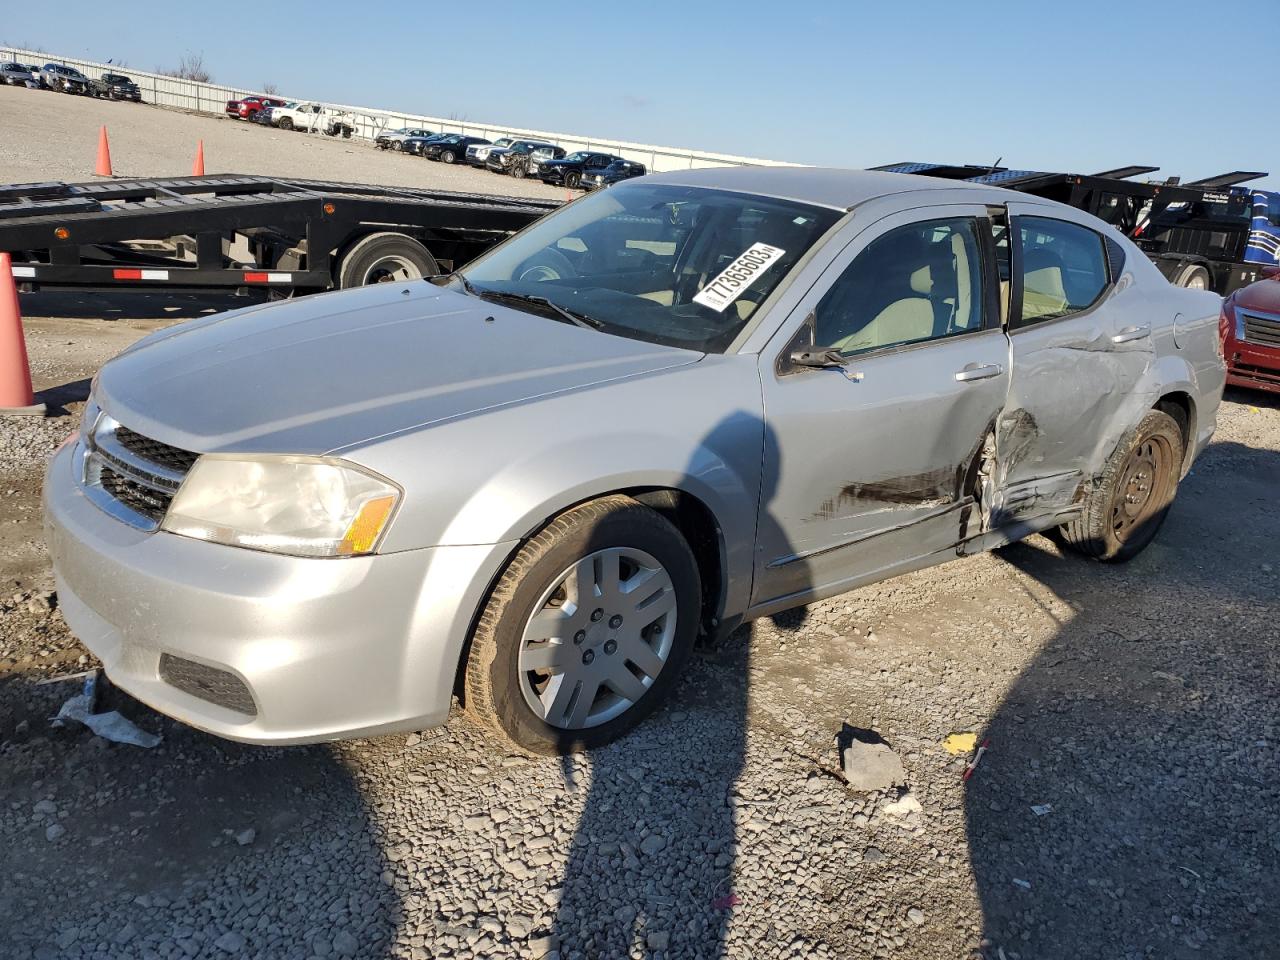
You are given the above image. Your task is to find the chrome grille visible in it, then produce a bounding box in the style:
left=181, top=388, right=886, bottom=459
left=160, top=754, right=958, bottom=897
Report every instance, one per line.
left=81, top=415, right=197, bottom=530
left=1241, top=310, right=1280, bottom=347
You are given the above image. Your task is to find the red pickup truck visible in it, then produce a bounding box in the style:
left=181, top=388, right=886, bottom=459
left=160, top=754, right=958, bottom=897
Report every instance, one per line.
left=1222, top=274, right=1280, bottom=394
left=224, top=95, right=286, bottom=121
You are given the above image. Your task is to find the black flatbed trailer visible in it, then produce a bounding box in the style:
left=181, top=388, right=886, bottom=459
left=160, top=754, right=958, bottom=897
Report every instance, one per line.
left=0, top=175, right=562, bottom=294
left=873, top=162, right=1274, bottom=295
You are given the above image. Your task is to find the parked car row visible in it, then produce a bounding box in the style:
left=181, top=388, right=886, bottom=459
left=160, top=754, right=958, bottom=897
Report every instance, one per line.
left=1, top=62, right=143, bottom=101
left=226, top=96, right=356, bottom=138
left=372, top=129, right=648, bottom=190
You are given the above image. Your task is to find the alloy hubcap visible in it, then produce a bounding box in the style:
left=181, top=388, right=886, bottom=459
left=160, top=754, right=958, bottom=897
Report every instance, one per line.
left=517, top=547, right=677, bottom=730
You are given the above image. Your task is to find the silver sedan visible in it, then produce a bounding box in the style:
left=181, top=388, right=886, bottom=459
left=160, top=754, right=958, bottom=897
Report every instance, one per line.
left=44, top=167, right=1226, bottom=753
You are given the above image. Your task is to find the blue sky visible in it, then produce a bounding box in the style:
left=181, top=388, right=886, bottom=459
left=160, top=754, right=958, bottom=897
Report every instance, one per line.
left=5, top=0, right=1276, bottom=186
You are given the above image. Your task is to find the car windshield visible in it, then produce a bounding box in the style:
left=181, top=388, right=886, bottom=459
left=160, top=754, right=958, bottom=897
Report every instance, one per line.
left=457, top=183, right=840, bottom=353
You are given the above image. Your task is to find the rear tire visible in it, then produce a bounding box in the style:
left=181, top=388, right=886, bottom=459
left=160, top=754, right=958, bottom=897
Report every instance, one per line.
left=464, top=496, right=700, bottom=755
left=1175, top=264, right=1211, bottom=291
left=335, top=232, right=438, bottom=288
left=1060, top=410, right=1184, bottom=562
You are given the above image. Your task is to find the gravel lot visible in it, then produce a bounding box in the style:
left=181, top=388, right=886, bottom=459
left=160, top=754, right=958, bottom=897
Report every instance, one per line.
left=0, top=84, right=566, bottom=199
left=2, top=91, right=1279, bottom=960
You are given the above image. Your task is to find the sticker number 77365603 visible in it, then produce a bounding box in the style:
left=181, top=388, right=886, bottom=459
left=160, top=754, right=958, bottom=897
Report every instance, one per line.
left=692, top=242, right=787, bottom=313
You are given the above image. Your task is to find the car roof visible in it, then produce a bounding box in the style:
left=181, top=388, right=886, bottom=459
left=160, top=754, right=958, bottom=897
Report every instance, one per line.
left=642, top=166, right=990, bottom=211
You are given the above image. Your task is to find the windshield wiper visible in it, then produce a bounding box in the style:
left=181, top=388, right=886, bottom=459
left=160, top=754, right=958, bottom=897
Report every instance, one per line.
left=436, top=275, right=605, bottom=330
left=432, top=271, right=482, bottom=297
left=472, top=290, right=606, bottom=331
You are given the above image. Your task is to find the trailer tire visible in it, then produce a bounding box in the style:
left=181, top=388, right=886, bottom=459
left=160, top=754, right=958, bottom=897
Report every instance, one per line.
left=337, top=232, right=439, bottom=289
left=1174, top=264, right=1210, bottom=291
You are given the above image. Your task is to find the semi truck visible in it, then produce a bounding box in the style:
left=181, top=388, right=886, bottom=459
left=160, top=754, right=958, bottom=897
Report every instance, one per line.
left=874, top=162, right=1280, bottom=296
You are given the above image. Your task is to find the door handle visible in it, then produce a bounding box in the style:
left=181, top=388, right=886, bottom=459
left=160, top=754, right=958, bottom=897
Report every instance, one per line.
left=1111, top=324, right=1151, bottom=344
left=954, top=363, right=1003, bottom=382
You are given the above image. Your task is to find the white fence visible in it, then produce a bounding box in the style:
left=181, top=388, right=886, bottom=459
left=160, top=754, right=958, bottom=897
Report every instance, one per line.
left=2, top=48, right=798, bottom=174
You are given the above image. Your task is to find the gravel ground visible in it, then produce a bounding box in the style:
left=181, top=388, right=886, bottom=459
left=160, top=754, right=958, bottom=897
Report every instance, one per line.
left=0, top=95, right=1278, bottom=958
left=0, top=84, right=567, bottom=199
left=0, top=296, right=1277, bottom=959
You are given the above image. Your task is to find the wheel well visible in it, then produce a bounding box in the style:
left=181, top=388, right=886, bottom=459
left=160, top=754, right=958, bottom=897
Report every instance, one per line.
left=627, top=488, right=725, bottom=639
left=1154, top=392, right=1195, bottom=471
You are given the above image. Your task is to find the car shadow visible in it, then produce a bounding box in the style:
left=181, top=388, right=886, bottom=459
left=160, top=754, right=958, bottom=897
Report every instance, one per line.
left=0, top=670, right=403, bottom=959
left=966, top=440, right=1280, bottom=958
left=549, top=413, right=800, bottom=959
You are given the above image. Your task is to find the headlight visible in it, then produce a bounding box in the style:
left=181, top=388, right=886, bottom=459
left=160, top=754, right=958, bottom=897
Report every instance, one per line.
left=161, top=456, right=400, bottom=558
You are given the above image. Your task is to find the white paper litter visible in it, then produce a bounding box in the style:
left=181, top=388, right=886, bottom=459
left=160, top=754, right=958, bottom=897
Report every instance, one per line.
left=54, top=694, right=162, bottom=748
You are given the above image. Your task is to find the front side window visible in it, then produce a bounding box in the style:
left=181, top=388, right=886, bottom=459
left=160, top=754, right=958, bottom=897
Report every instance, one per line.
left=812, top=218, right=986, bottom=357
left=458, top=183, right=840, bottom=353
left=1016, top=216, right=1109, bottom=326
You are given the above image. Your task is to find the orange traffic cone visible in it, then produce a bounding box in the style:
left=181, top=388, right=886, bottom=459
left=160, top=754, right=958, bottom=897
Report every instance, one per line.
left=94, top=125, right=113, bottom=177
left=0, top=253, right=46, bottom=416
left=192, top=140, right=205, bottom=176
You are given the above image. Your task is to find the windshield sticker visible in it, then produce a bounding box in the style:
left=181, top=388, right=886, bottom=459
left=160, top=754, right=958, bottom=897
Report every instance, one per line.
left=693, top=243, right=787, bottom=312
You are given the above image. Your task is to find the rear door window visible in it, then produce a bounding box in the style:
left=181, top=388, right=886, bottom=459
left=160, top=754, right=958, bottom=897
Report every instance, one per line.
left=1015, top=216, right=1110, bottom=327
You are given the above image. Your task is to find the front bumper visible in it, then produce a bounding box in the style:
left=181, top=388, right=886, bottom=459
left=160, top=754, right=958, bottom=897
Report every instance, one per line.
left=44, top=440, right=516, bottom=744
left=1224, top=307, right=1280, bottom=395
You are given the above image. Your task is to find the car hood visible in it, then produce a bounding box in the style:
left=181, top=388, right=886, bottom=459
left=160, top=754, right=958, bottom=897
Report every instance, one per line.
left=95, top=283, right=702, bottom=456
left=1235, top=277, right=1280, bottom=314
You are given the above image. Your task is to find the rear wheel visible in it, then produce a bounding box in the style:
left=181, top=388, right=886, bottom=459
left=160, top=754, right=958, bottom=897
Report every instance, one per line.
left=1175, top=264, right=1211, bottom=291
left=1060, top=410, right=1184, bottom=562
left=336, top=232, right=439, bottom=288
left=465, top=496, right=700, bottom=754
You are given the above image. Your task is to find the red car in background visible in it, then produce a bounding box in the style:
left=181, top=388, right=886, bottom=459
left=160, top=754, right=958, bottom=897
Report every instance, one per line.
left=1221, top=273, right=1280, bottom=394
left=224, top=95, right=286, bottom=121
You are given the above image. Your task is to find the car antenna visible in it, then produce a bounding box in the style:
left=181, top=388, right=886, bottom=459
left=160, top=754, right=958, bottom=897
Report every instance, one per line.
left=987, top=156, right=1003, bottom=176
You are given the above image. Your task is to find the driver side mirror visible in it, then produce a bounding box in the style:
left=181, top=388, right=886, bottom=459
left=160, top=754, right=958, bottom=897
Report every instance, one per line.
left=789, top=348, right=848, bottom=369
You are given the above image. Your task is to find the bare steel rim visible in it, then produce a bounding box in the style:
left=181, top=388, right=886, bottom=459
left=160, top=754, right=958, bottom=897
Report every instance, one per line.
left=361, top=255, right=425, bottom=285
left=517, top=546, right=678, bottom=730
left=1111, top=432, right=1177, bottom=542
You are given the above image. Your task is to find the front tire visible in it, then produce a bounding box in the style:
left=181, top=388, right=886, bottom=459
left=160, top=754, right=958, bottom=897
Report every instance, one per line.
left=565, top=171, right=582, bottom=189
left=1060, top=410, right=1184, bottom=562
left=510, top=163, right=527, bottom=179
left=278, top=117, right=293, bottom=131
left=441, top=149, right=455, bottom=164
left=465, top=496, right=700, bottom=755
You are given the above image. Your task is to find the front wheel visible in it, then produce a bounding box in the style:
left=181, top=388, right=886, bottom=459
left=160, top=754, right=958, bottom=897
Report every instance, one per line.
left=510, top=163, right=526, bottom=179
left=465, top=496, right=700, bottom=754
left=565, top=171, right=582, bottom=189
left=1059, top=410, right=1184, bottom=561
left=441, top=149, right=455, bottom=164
left=278, top=117, right=293, bottom=131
